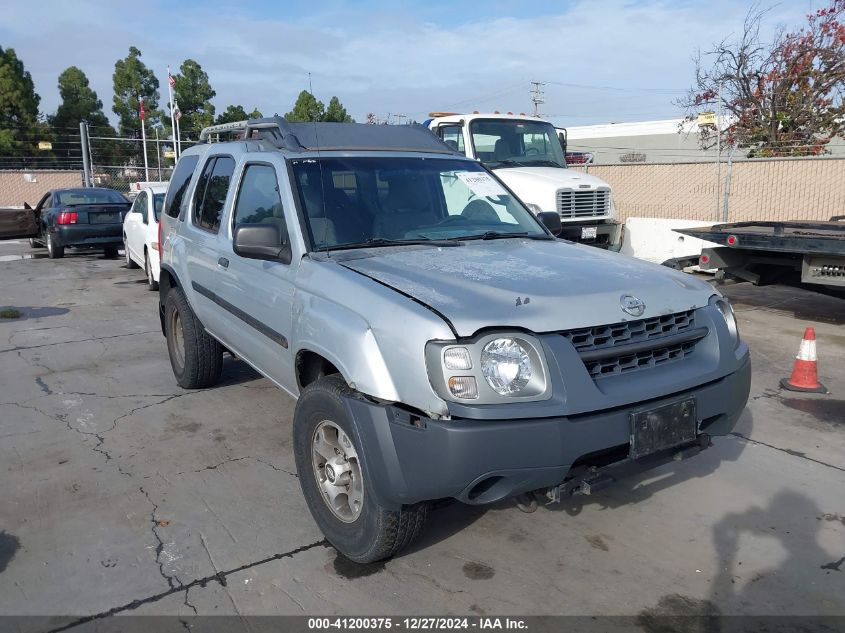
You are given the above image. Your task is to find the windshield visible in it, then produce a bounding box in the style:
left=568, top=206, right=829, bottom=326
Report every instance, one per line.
left=469, top=119, right=566, bottom=168
left=153, top=193, right=165, bottom=221
left=291, top=157, right=548, bottom=250
left=55, top=189, right=128, bottom=205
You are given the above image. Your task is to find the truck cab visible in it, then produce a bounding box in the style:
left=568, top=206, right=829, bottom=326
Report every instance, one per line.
left=426, top=112, right=621, bottom=249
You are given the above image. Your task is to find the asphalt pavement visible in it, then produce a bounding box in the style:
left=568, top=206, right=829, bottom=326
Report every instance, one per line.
left=0, top=239, right=843, bottom=629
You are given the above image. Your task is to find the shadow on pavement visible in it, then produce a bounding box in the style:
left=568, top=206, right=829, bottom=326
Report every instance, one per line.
left=708, top=489, right=843, bottom=615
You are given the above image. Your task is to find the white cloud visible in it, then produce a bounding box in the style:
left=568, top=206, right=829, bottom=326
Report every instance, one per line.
left=0, top=0, right=812, bottom=129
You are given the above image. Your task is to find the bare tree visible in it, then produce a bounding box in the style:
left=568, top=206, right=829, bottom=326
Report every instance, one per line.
left=678, top=1, right=845, bottom=157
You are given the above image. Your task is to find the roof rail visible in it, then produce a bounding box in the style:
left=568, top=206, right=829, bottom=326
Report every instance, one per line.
left=199, top=117, right=460, bottom=155
left=198, top=116, right=305, bottom=150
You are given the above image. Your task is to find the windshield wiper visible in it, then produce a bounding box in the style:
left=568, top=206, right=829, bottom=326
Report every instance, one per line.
left=455, top=231, right=553, bottom=242
left=486, top=159, right=526, bottom=168
left=320, top=237, right=461, bottom=251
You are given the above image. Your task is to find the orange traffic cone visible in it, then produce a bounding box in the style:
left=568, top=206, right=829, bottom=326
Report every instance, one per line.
left=780, top=327, right=828, bottom=394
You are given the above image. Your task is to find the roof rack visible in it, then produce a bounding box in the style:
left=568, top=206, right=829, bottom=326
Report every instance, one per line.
left=198, top=116, right=305, bottom=151
left=198, top=116, right=460, bottom=155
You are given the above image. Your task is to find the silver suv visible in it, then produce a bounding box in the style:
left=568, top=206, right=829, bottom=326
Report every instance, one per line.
left=158, top=118, right=751, bottom=563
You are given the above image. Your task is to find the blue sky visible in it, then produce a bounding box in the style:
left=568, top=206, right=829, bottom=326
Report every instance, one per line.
left=0, top=0, right=817, bottom=129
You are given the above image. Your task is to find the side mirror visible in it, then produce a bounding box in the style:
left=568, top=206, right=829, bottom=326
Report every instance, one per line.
left=558, top=130, right=568, bottom=155
left=233, top=224, right=291, bottom=264
left=537, top=211, right=562, bottom=237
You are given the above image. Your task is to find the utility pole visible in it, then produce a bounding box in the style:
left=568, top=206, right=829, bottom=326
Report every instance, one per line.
left=79, top=122, right=92, bottom=187
left=530, top=81, right=545, bottom=117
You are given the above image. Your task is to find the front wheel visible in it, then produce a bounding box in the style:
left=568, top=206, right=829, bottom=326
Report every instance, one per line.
left=145, top=252, right=159, bottom=291
left=46, top=232, right=64, bottom=259
left=163, top=288, right=223, bottom=389
left=293, top=375, right=428, bottom=563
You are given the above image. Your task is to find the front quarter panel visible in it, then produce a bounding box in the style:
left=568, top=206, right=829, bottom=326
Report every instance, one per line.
left=292, top=257, right=454, bottom=417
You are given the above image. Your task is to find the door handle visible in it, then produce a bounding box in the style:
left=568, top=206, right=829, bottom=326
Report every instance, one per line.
left=217, top=257, right=229, bottom=268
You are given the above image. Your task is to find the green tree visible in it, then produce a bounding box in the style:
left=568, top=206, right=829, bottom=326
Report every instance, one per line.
left=0, top=46, right=41, bottom=159
left=215, top=104, right=263, bottom=124
left=173, top=59, right=216, bottom=138
left=285, top=90, right=324, bottom=122
left=51, top=66, right=118, bottom=164
left=323, top=96, right=354, bottom=123
left=53, top=67, right=111, bottom=129
left=112, top=46, right=161, bottom=137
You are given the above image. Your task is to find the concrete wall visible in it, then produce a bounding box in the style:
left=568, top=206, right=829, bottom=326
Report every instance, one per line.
left=0, top=170, right=82, bottom=207
left=578, top=157, right=845, bottom=223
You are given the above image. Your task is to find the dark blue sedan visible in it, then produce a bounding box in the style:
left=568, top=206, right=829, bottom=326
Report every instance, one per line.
left=30, top=188, right=132, bottom=259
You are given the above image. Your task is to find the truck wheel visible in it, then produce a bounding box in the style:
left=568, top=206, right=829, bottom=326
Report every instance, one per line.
left=46, top=233, right=64, bottom=259
left=145, top=252, right=159, bottom=291
left=164, top=288, right=223, bottom=389
left=294, top=375, right=428, bottom=563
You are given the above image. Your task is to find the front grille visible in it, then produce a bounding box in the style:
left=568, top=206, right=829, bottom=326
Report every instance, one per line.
left=582, top=340, right=697, bottom=378
left=557, top=188, right=610, bottom=218
left=561, top=310, right=699, bottom=378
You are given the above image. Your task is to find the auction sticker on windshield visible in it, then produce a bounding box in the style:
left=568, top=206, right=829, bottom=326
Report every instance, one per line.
left=455, top=171, right=508, bottom=198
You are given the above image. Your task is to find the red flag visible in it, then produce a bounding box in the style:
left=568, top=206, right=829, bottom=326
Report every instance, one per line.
left=139, top=97, right=145, bottom=121
left=168, top=73, right=176, bottom=88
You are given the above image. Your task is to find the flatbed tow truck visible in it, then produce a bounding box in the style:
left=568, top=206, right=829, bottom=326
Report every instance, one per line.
left=676, top=217, right=845, bottom=295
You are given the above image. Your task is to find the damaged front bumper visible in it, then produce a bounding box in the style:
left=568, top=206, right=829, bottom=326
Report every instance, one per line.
left=343, top=355, right=751, bottom=509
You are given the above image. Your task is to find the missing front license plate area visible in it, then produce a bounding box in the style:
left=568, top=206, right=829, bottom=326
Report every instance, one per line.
left=630, top=397, right=697, bottom=459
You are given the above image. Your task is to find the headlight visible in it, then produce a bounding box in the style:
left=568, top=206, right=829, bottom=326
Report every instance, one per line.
left=425, top=333, right=550, bottom=404
left=712, top=296, right=740, bottom=347
left=481, top=338, right=533, bottom=395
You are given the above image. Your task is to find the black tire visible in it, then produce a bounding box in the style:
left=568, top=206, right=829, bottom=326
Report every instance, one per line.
left=29, top=237, right=41, bottom=249
left=124, top=239, right=139, bottom=268
left=164, top=287, right=223, bottom=389
left=104, top=246, right=119, bottom=259
left=46, top=232, right=64, bottom=259
left=294, top=375, right=428, bottom=563
left=145, top=251, right=159, bottom=291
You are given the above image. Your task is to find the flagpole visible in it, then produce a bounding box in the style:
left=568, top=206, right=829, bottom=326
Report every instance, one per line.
left=167, top=66, right=178, bottom=159
left=175, top=98, right=182, bottom=157
left=139, top=96, right=149, bottom=181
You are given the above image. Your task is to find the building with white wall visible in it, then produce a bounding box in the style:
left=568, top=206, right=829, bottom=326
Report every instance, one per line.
left=561, top=118, right=845, bottom=165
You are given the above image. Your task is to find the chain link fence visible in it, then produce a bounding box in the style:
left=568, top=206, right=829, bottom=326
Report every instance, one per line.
left=576, top=156, right=845, bottom=224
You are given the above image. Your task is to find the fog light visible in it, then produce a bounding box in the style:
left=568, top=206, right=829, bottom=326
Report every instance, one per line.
left=444, top=347, right=472, bottom=370
left=448, top=376, right=478, bottom=399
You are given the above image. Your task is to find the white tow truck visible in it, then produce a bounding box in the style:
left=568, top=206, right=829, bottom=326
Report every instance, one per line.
left=425, top=112, right=621, bottom=249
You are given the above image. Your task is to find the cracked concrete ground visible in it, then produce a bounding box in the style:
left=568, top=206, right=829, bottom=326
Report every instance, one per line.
left=0, top=240, right=843, bottom=627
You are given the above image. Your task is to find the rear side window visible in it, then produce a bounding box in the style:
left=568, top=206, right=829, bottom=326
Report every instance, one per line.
left=194, top=156, right=235, bottom=233
left=153, top=194, right=165, bottom=221
left=163, top=154, right=199, bottom=219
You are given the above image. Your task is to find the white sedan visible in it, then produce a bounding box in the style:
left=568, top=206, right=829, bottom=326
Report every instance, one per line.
left=123, top=184, right=167, bottom=290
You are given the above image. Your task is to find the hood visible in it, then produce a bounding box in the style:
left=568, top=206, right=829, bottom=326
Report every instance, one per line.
left=492, top=167, right=611, bottom=214
left=336, top=240, right=715, bottom=338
